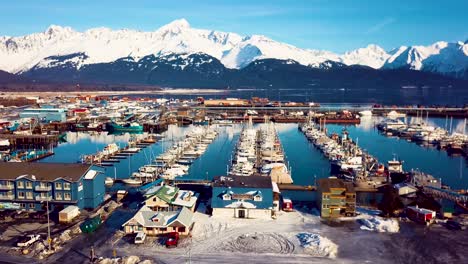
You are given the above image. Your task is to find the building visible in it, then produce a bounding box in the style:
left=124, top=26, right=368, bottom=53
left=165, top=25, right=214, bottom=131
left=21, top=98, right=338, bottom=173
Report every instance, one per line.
left=317, top=177, right=356, bottom=218
left=144, top=185, right=198, bottom=212
left=211, top=176, right=274, bottom=219
left=204, top=99, right=249, bottom=107
left=19, top=107, right=67, bottom=122
left=405, top=206, right=436, bottom=225
left=394, top=183, right=418, bottom=196
left=0, top=163, right=105, bottom=212
left=122, top=206, right=193, bottom=236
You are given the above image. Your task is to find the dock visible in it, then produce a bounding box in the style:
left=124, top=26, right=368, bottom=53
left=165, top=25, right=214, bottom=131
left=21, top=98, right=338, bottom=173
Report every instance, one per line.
left=277, top=184, right=380, bottom=192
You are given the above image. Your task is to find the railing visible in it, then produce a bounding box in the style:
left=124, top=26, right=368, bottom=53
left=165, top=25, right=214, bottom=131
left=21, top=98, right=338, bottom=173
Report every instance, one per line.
left=0, top=194, right=15, bottom=200
left=35, top=185, right=52, bottom=192
left=35, top=196, right=52, bottom=201
left=0, top=185, right=14, bottom=191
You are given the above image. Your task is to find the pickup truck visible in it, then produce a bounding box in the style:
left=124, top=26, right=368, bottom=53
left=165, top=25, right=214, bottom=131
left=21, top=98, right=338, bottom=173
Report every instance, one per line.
left=17, top=234, right=41, bottom=247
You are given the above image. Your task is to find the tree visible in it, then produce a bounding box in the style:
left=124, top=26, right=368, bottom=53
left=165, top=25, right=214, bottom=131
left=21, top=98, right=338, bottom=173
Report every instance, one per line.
left=378, top=185, right=404, bottom=217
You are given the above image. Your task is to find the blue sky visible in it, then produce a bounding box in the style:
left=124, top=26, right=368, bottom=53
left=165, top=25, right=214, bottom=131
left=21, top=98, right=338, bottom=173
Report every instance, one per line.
left=1, top=0, right=467, bottom=53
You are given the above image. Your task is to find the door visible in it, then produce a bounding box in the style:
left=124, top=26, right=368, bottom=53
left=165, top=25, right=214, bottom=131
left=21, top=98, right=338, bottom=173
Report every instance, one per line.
left=238, top=209, right=246, bottom=218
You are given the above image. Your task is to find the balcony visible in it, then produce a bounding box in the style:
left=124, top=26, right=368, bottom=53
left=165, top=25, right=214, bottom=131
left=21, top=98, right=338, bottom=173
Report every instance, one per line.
left=35, top=185, right=52, bottom=192
left=35, top=196, right=52, bottom=201
left=0, top=194, right=15, bottom=200
left=0, top=185, right=14, bottom=191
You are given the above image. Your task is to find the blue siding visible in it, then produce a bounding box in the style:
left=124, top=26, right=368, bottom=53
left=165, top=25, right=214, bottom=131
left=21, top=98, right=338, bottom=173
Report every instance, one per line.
left=0, top=166, right=105, bottom=212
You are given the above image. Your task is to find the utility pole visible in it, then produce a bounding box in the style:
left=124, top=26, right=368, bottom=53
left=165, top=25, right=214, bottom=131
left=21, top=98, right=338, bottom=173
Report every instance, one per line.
left=46, top=195, right=51, bottom=251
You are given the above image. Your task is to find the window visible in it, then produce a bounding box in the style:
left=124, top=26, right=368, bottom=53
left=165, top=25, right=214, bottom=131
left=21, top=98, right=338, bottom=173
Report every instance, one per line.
left=17, top=181, right=24, bottom=188
left=28, top=203, right=35, bottom=209
left=322, top=204, right=329, bottom=209
left=25, top=181, right=33, bottom=189
left=55, top=192, right=63, bottom=200
left=222, top=194, right=231, bottom=200
left=18, top=191, right=25, bottom=199
left=26, top=192, right=33, bottom=199
left=254, top=195, right=262, bottom=202
left=64, top=182, right=71, bottom=190
left=20, top=203, right=26, bottom=208
left=64, top=192, right=71, bottom=201
left=179, top=227, right=186, bottom=233
left=55, top=182, right=62, bottom=190
left=323, top=194, right=330, bottom=200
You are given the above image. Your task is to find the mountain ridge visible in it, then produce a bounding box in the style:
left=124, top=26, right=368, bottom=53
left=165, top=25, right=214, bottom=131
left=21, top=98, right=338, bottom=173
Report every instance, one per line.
left=0, top=19, right=467, bottom=79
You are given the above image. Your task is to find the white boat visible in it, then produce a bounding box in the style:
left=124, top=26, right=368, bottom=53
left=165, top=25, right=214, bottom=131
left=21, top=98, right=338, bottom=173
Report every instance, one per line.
left=359, top=110, right=373, bottom=117
left=386, top=110, right=406, bottom=118
left=105, top=177, right=114, bottom=185
left=122, top=178, right=143, bottom=185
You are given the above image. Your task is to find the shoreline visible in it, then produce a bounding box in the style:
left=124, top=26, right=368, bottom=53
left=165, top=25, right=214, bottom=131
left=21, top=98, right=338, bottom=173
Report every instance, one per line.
left=0, top=89, right=227, bottom=98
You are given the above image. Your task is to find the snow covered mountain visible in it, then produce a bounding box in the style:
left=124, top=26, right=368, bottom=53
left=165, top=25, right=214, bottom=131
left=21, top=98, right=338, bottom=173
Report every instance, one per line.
left=383, top=41, right=468, bottom=79
left=0, top=19, right=467, bottom=79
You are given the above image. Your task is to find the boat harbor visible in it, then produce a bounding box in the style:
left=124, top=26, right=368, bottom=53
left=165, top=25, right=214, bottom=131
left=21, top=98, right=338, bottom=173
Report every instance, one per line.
left=0, top=94, right=467, bottom=263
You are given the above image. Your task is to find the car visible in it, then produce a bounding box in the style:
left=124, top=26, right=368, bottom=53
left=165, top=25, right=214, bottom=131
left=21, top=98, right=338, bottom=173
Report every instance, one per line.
left=445, top=220, right=462, bottom=230
left=165, top=232, right=179, bottom=247
left=17, top=234, right=41, bottom=247
left=134, top=232, right=146, bottom=244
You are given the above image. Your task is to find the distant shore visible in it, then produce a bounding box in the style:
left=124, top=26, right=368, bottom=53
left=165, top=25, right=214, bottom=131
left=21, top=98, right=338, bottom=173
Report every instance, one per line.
left=1, top=88, right=227, bottom=98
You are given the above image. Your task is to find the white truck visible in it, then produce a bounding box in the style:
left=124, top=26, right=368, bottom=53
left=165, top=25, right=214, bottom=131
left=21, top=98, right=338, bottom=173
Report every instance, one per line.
left=17, top=234, right=41, bottom=247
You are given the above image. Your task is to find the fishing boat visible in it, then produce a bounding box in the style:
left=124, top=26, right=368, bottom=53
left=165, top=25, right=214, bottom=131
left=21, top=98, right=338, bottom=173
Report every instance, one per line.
left=107, top=122, right=143, bottom=133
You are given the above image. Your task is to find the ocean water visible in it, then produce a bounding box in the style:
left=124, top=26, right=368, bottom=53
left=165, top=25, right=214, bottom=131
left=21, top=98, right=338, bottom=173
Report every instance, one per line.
left=134, top=87, right=468, bottom=106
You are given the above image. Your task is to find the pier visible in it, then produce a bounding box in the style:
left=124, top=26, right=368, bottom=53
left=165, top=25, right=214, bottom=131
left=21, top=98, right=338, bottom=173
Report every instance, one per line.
left=198, top=105, right=468, bottom=117
left=0, top=134, right=60, bottom=149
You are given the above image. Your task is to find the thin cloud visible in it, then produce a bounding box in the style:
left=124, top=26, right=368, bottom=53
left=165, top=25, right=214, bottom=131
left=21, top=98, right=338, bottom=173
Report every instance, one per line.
left=366, top=17, right=395, bottom=34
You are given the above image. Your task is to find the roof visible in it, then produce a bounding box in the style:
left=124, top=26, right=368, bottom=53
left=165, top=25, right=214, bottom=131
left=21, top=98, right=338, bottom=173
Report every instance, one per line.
left=213, top=175, right=273, bottom=189
left=154, top=185, right=179, bottom=203
left=0, top=163, right=92, bottom=182
left=59, top=205, right=79, bottom=214
left=122, top=206, right=193, bottom=228
left=318, top=178, right=355, bottom=193
left=172, top=190, right=198, bottom=208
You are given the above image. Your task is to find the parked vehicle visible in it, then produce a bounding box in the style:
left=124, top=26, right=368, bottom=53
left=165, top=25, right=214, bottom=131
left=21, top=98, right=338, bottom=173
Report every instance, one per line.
left=17, top=234, right=40, bottom=247
left=59, top=205, right=80, bottom=223
left=165, top=232, right=179, bottom=247
left=445, top=220, right=462, bottom=230
left=134, top=232, right=146, bottom=244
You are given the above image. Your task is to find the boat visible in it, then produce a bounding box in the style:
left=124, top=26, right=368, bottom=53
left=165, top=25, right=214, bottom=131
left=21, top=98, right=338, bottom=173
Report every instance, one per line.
left=386, top=110, right=406, bottom=118
left=359, top=110, right=373, bottom=117
left=105, top=177, right=114, bottom=186
left=107, top=122, right=143, bottom=133
left=122, top=178, right=143, bottom=185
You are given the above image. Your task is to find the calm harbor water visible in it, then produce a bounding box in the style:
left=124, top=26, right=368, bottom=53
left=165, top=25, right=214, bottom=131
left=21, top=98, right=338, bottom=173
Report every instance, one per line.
left=40, top=119, right=467, bottom=191
left=137, top=87, right=468, bottom=106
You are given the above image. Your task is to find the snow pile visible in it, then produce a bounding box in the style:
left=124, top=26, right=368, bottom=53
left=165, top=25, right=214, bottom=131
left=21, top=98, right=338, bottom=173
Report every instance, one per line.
left=98, top=256, right=151, bottom=264
left=296, top=233, right=338, bottom=258
left=359, top=216, right=400, bottom=233
left=59, top=230, right=72, bottom=243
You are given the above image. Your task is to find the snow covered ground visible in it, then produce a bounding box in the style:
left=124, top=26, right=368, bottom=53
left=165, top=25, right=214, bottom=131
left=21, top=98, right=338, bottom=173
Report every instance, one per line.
left=37, top=204, right=466, bottom=264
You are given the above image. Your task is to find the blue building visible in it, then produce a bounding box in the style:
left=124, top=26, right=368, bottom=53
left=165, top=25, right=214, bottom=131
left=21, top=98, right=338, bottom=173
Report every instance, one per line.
left=0, top=163, right=105, bottom=212
left=19, top=107, right=67, bottom=122
left=211, top=176, right=273, bottom=219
